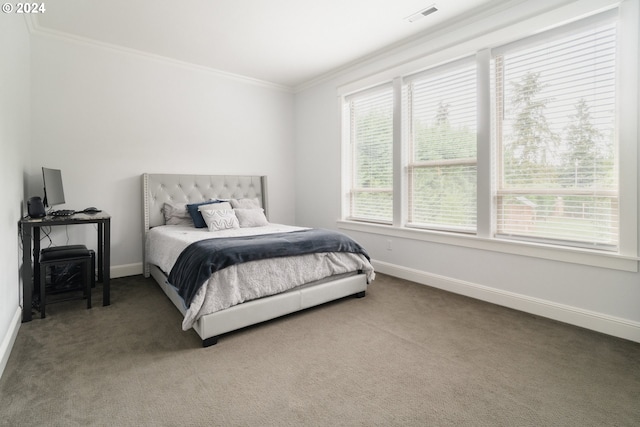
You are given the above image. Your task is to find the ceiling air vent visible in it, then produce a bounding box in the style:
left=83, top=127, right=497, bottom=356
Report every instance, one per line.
left=405, top=5, right=438, bottom=23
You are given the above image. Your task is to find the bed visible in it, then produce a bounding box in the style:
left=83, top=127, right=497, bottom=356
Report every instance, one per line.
left=142, top=173, right=374, bottom=347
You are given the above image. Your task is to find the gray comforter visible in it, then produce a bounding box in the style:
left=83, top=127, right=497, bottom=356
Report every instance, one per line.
left=169, top=228, right=370, bottom=307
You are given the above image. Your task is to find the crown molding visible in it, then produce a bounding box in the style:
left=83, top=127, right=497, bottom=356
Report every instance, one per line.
left=23, top=13, right=36, bottom=33
left=26, top=16, right=294, bottom=94
left=293, top=0, right=583, bottom=93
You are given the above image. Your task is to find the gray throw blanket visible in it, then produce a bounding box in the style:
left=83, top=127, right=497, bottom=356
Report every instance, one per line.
left=169, top=228, right=370, bottom=307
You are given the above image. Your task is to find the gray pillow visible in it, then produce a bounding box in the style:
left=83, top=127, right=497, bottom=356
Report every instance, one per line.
left=230, top=198, right=261, bottom=209
left=162, top=203, right=192, bottom=226
left=233, top=208, right=269, bottom=227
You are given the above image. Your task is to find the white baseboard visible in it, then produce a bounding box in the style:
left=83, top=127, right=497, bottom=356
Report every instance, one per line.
left=373, top=260, right=640, bottom=344
left=111, top=262, right=143, bottom=279
left=0, top=307, right=22, bottom=380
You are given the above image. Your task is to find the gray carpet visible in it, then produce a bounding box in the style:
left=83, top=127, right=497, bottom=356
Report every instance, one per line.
left=1, top=273, right=639, bottom=426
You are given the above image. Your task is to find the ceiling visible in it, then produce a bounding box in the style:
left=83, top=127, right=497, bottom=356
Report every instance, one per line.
left=34, top=0, right=503, bottom=89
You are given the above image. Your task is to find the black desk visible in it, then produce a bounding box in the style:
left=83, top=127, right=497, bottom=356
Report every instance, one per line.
left=19, top=212, right=111, bottom=322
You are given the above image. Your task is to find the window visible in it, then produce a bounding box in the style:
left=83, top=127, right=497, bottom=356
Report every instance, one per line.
left=345, top=85, right=394, bottom=223
left=494, top=16, right=618, bottom=249
left=406, top=59, right=477, bottom=232
left=342, top=7, right=636, bottom=259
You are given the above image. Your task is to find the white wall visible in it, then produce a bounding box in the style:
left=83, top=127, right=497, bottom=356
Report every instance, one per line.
left=294, top=0, right=640, bottom=342
left=0, top=15, right=31, bottom=377
left=28, top=33, right=296, bottom=276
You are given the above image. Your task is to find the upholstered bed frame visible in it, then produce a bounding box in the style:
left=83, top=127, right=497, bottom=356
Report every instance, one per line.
left=142, top=173, right=368, bottom=346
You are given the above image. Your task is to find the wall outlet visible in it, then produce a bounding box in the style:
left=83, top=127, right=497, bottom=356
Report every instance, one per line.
left=386, top=239, right=392, bottom=251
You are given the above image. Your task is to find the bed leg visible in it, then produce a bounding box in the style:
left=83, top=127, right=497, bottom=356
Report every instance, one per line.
left=202, top=336, right=218, bottom=347
left=355, top=291, right=366, bottom=298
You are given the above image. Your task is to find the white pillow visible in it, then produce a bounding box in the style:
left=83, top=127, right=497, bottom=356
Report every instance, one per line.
left=198, top=201, right=232, bottom=212
left=233, top=208, right=269, bottom=227
left=230, top=198, right=261, bottom=209
left=200, top=209, right=240, bottom=231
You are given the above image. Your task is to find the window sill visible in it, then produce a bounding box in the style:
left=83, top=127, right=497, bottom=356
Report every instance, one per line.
left=337, top=220, right=639, bottom=272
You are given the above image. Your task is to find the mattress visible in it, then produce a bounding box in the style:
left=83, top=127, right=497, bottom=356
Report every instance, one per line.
left=146, top=224, right=375, bottom=330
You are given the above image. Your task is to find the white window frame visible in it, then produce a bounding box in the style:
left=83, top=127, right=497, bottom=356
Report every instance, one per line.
left=342, top=83, right=395, bottom=224
left=404, top=56, right=478, bottom=234
left=338, top=1, right=638, bottom=272
left=492, top=10, right=619, bottom=250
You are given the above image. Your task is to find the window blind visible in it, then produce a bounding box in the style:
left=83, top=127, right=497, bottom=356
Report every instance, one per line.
left=347, top=86, right=394, bottom=223
left=406, top=61, right=477, bottom=232
left=494, top=18, right=618, bottom=248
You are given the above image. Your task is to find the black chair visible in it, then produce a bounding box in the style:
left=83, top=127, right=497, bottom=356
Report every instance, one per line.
left=39, top=245, right=95, bottom=318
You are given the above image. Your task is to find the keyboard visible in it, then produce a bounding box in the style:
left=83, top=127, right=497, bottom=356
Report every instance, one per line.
left=50, top=209, right=75, bottom=217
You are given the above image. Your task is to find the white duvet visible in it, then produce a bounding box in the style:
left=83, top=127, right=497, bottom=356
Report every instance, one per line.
left=145, top=224, right=375, bottom=330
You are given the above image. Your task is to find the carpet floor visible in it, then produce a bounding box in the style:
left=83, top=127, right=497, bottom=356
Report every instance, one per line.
left=1, top=273, right=639, bottom=426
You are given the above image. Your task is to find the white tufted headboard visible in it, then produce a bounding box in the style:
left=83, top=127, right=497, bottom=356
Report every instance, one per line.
left=142, top=173, right=268, bottom=276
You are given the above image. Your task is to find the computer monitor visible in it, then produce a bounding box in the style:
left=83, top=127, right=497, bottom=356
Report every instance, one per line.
left=42, top=167, right=66, bottom=208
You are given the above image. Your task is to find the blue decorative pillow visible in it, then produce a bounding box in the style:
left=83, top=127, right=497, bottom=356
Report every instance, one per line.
left=186, top=200, right=222, bottom=228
